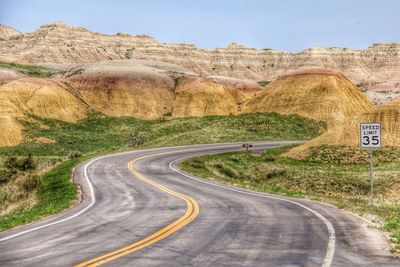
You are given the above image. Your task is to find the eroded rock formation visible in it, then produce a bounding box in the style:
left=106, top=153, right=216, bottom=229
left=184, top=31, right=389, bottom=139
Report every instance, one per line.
left=0, top=23, right=399, bottom=104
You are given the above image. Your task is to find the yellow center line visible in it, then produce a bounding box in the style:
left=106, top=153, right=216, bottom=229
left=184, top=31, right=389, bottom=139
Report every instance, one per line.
left=74, top=151, right=201, bottom=267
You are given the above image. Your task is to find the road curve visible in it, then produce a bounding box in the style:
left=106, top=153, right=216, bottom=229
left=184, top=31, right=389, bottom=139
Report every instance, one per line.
left=0, top=142, right=398, bottom=267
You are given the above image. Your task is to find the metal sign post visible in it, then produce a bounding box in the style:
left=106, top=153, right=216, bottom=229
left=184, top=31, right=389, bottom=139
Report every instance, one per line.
left=369, top=146, right=374, bottom=204
left=242, top=143, right=253, bottom=155
left=360, top=122, right=381, bottom=205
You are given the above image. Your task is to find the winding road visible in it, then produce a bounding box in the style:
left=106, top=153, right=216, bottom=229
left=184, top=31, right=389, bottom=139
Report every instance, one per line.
left=0, top=142, right=398, bottom=266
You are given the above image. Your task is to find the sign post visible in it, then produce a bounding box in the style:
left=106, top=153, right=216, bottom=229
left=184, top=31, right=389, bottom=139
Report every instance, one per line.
left=242, top=143, right=253, bottom=155
left=360, top=122, right=381, bottom=205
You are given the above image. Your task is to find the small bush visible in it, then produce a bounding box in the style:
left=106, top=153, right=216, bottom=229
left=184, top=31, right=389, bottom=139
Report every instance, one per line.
left=4, top=154, right=36, bottom=171
left=18, top=154, right=36, bottom=171
left=21, top=175, right=41, bottom=192
left=214, top=163, right=238, bottom=178
left=128, top=130, right=146, bottom=148
left=229, top=157, right=240, bottom=163
left=264, top=156, right=275, bottom=162
left=188, top=159, right=205, bottom=169
left=265, top=168, right=288, bottom=179
left=258, top=80, right=271, bottom=87
left=0, top=169, right=16, bottom=184
left=68, top=150, right=82, bottom=159
left=174, top=77, right=183, bottom=87
left=163, top=111, right=172, bottom=117
left=4, top=156, right=18, bottom=169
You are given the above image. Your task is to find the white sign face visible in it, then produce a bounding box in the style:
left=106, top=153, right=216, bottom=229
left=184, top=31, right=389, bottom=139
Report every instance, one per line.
left=360, top=123, right=381, bottom=148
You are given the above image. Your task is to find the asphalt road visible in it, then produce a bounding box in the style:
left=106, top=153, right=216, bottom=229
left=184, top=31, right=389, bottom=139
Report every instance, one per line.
left=0, top=142, right=399, bottom=267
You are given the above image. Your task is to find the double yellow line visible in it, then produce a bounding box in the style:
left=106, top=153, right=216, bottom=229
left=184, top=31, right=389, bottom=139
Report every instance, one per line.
left=75, top=153, right=200, bottom=267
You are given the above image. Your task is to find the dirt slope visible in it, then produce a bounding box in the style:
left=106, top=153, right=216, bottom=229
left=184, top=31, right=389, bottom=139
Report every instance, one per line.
left=67, top=60, right=175, bottom=119
left=0, top=78, right=90, bottom=146
left=172, top=76, right=262, bottom=117
left=242, top=69, right=373, bottom=128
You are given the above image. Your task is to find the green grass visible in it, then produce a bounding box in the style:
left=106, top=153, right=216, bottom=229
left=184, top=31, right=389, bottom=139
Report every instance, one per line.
left=305, top=144, right=400, bottom=164
left=0, top=112, right=326, bottom=156
left=0, top=61, right=56, bottom=78
left=0, top=158, right=81, bottom=231
left=181, top=146, right=400, bottom=251
left=258, top=80, right=271, bottom=87
left=0, top=112, right=325, bottom=231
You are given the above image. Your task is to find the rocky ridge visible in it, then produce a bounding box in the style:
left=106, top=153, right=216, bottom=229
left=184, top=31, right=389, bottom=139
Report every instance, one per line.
left=0, top=23, right=399, bottom=104
left=0, top=24, right=21, bottom=40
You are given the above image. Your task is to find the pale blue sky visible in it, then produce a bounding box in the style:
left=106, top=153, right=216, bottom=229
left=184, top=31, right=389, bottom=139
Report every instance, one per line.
left=0, top=0, right=399, bottom=52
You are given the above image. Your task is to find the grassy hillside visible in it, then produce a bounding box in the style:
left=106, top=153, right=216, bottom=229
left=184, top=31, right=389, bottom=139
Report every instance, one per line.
left=0, top=112, right=325, bottom=231
left=181, top=146, right=400, bottom=251
left=0, top=113, right=325, bottom=156
left=0, top=61, right=56, bottom=78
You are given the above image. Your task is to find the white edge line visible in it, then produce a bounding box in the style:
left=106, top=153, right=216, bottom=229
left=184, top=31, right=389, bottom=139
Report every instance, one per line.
left=0, top=142, right=265, bottom=242
left=168, top=149, right=336, bottom=267
left=0, top=155, right=100, bottom=242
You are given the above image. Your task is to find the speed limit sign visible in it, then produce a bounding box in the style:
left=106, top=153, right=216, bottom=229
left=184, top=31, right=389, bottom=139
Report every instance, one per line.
left=360, top=123, right=381, bottom=148
left=360, top=122, right=381, bottom=205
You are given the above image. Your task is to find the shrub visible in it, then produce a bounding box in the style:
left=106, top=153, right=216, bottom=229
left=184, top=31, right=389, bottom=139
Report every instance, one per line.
left=188, top=159, right=205, bottom=169
left=214, top=163, right=238, bottom=178
left=4, top=154, right=36, bottom=171
left=163, top=111, right=172, bottom=117
left=258, top=80, right=271, bottom=87
left=21, top=175, right=41, bottom=192
left=174, top=77, right=183, bottom=87
left=264, top=156, right=275, bottom=162
left=265, top=168, right=288, bottom=179
left=17, top=154, right=36, bottom=171
left=68, top=150, right=82, bottom=159
left=0, top=169, right=16, bottom=184
left=128, top=130, right=146, bottom=148
left=4, top=156, right=18, bottom=169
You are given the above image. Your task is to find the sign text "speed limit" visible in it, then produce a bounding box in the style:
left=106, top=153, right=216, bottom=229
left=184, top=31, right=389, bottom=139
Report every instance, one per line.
left=360, top=123, right=381, bottom=148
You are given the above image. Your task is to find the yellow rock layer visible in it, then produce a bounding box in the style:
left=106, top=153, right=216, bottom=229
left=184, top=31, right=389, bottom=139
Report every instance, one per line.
left=0, top=78, right=89, bottom=146
left=172, top=77, right=257, bottom=117
left=0, top=115, right=22, bottom=146
left=242, top=71, right=373, bottom=128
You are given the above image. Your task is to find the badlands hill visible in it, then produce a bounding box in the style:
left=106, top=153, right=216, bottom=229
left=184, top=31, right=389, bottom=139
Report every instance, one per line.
left=0, top=23, right=399, bottom=104
left=67, top=60, right=176, bottom=119
left=173, top=76, right=262, bottom=117
left=0, top=59, right=263, bottom=146
left=0, top=58, right=375, bottom=147
left=0, top=58, right=398, bottom=149
left=285, top=97, right=400, bottom=159
left=242, top=69, right=373, bottom=128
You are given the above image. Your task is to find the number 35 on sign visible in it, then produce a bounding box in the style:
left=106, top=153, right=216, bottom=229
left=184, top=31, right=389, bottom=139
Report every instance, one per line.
left=360, top=123, right=381, bottom=148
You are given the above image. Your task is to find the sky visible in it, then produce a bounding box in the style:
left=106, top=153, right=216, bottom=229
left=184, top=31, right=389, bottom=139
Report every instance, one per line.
left=0, top=0, right=399, bottom=52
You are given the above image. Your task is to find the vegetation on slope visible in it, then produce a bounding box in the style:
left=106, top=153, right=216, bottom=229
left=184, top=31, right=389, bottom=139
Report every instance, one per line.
left=0, top=61, right=56, bottom=78
left=0, top=112, right=325, bottom=231
left=181, top=146, right=400, bottom=251
left=303, top=145, right=400, bottom=164
left=0, top=158, right=79, bottom=230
